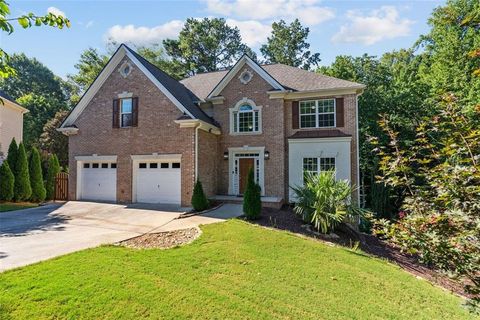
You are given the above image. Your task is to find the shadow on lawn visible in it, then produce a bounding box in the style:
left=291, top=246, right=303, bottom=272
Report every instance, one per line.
left=0, top=203, right=68, bottom=238
left=247, top=206, right=468, bottom=298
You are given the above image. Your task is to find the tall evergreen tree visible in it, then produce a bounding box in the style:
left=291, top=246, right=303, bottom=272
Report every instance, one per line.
left=45, top=154, right=60, bottom=200
left=14, top=142, right=31, bottom=201
left=29, top=147, right=46, bottom=202
left=6, top=138, right=18, bottom=173
left=0, top=161, right=14, bottom=201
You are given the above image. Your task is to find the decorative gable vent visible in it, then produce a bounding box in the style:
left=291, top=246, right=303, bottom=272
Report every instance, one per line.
left=119, top=61, right=133, bottom=78
left=239, top=69, right=253, bottom=84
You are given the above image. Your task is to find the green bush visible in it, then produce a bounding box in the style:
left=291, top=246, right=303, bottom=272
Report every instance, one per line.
left=6, top=138, right=18, bottom=173
left=0, top=161, right=15, bottom=201
left=45, top=154, right=60, bottom=200
left=191, top=179, right=209, bottom=211
left=243, top=168, right=261, bottom=220
left=291, top=171, right=364, bottom=234
left=29, top=147, right=46, bottom=202
left=14, top=142, right=32, bottom=201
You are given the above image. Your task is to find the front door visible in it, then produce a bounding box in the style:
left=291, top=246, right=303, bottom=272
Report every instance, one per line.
left=239, top=158, right=254, bottom=194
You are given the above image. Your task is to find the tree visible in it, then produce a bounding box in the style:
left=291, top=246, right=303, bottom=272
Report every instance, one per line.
left=0, top=54, right=69, bottom=147
left=242, top=168, right=261, bottom=220
left=45, top=154, right=60, bottom=200
left=163, top=18, right=254, bottom=76
left=191, top=180, right=209, bottom=211
left=261, top=19, right=320, bottom=70
left=6, top=137, right=17, bottom=173
left=14, top=142, right=31, bottom=201
left=0, top=161, right=14, bottom=201
left=39, top=110, right=69, bottom=167
left=372, top=94, right=480, bottom=311
left=137, top=45, right=186, bottom=80
left=29, top=147, right=46, bottom=202
left=0, top=1, right=70, bottom=79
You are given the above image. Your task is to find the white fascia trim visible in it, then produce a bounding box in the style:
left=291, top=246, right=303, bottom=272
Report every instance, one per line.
left=125, top=49, right=195, bottom=119
left=75, top=155, right=118, bottom=162
left=2, top=99, right=29, bottom=113
left=131, top=154, right=182, bottom=161
left=207, top=56, right=284, bottom=99
left=61, top=44, right=196, bottom=128
left=174, top=119, right=221, bottom=135
left=288, top=137, right=352, bottom=144
left=268, top=87, right=365, bottom=99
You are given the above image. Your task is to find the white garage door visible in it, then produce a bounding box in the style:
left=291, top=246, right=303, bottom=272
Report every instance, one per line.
left=80, top=162, right=117, bottom=202
left=135, top=161, right=181, bottom=204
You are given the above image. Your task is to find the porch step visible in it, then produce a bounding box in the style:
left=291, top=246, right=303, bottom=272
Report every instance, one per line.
left=210, top=195, right=283, bottom=209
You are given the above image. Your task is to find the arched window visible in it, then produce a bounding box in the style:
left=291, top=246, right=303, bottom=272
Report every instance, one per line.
left=230, top=98, right=262, bottom=134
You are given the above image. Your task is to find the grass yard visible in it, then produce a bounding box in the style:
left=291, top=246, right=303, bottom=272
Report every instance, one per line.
left=0, top=202, right=37, bottom=212
left=0, top=220, right=475, bottom=320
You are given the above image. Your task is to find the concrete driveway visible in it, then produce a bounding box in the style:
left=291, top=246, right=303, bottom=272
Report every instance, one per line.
left=0, top=201, right=183, bottom=271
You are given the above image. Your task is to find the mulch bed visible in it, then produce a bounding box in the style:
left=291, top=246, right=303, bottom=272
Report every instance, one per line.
left=119, top=228, right=200, bottom=249
left=250, top=206, right=468, bottom=298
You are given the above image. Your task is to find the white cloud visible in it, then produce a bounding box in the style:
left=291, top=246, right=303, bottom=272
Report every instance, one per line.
left=226, top=19, right=271, bottom=47
left=204, top=0, right=334, bottom=26
left=104, top=20, right=184, bottom=46
left=85, top=21, right=94, bottom=29
left=47, top=6, right=66, bottom=17
left=332, top=6, right=414, bottom=45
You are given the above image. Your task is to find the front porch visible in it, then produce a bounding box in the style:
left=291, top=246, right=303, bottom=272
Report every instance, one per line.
left=210, top=195, right=283, bottom=209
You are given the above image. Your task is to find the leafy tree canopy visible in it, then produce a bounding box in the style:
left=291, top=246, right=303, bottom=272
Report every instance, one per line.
left=261, top=19, right=320, bottom=70
left=163, top=18, right=255, bottom=76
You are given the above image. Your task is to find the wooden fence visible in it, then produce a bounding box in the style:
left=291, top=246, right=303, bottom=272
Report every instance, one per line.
left=54, top=172, right=69, bottom=201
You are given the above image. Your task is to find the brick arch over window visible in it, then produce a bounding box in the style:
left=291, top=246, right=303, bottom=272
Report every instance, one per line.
left=229, top=97, right=263, bottom=135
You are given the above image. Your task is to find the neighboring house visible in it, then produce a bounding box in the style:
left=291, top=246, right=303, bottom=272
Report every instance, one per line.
left=0, top=90, right=29, bottom=163
left=59, top=44, right=364, bottom=207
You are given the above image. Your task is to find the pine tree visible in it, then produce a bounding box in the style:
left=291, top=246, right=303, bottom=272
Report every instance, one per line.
left=0, top=161, right=15, bottom=201
left=191, top=179, right=209, bottom=211
left=6, top=138, right=18, bottom=173
left=14, top=142, right=32, bottom=201
left=29, top=147, right=46, bottom=202
left=243, top=167, right=262, bottom=220
left=45, top=154, right=60, bottom=200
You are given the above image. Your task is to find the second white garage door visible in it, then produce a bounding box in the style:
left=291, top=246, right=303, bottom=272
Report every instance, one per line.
left=135, top=161, right=181, bottom=204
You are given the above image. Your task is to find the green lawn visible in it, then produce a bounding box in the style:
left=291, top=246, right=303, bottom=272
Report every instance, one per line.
left=0, top=220, right=475, bottom=320
left=0, top=202, right=37, bottom=212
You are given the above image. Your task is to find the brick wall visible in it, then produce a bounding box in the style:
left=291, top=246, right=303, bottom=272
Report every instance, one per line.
left=197, top=130, right=218, bottom=197
left=212, top=66, right=285, bottom=199
left=68, top=57, right=196, bottom=206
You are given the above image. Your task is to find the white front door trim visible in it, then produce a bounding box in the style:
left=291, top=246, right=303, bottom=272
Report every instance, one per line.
left=228, top=146, right=265, bottom=196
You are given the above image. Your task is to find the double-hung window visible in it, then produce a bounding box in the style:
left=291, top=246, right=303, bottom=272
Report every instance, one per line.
left=120, top=98, right=133, bottom=127
left=303, top=157, right=336, bottom=182
left=232, top=104, right=260, bottom=133
left=299, top=99, right=335, bottom=128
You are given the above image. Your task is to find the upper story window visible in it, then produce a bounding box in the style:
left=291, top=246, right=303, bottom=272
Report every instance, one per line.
left=120, top=98, right=133, bottom=127
left=300, top=99, right=335, bottom=128
left=230, top=98, right=262, bottom=134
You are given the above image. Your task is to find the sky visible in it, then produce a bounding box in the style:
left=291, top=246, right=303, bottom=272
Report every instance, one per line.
left=1, top=0, right=444, bottom=79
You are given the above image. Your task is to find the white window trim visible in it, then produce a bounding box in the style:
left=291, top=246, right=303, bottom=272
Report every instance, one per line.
left=120, top=97, right=133, bottom=128
left=302, top=156, right=337, bottom=182
left=229, top=97, right=263, bottom=135
left=299, top=98, right=336, bottom=129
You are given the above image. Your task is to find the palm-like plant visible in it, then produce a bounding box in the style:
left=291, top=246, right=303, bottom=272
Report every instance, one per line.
left=291, top=171, right=364, bottom=234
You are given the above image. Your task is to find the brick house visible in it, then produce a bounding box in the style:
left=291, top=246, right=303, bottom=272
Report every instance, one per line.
left=59, top=44, right=364, bottom=207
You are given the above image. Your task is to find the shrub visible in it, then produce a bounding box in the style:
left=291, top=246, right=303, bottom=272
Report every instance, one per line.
left=14, top=142, right=32, bottom=201
left=45, top=154, right=60, bottom=200
left=6, top=138, right=18, bottom=173
left=243, top=168, right=261, bottom=220
left=29, top=147, right=46, bottom=202
left=291, top=171, right=364, bottom=234
left=0, top=161, right=15, bottom=201
left=191, top=179, right=209, bottom=211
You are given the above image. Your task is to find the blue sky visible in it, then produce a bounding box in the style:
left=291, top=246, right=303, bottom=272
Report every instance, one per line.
left=2, top=0, right=444, bottom=79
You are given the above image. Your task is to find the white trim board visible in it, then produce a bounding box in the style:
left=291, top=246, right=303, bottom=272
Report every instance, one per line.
left=61, top=44, right=195, bottom=128
left=207, top=55, right=285, bottom=98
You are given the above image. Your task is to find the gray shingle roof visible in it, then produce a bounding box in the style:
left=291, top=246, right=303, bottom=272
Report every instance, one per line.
left=180, top=64, right=364, bottom=100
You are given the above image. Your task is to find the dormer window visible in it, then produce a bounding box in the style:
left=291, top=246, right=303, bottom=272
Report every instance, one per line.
left=230, top=98, right=262, bottom=134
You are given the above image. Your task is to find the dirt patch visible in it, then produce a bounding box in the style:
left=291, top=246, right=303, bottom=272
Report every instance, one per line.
left=119, top=228, right=200, bottom=249
left=250, top=206, right=468, bottom=298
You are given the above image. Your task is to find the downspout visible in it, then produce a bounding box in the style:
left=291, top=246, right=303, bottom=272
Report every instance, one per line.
left=194, top=124, right=200, bottom=182
left=355, top=92, right=362, bottom=206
